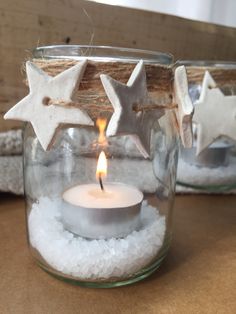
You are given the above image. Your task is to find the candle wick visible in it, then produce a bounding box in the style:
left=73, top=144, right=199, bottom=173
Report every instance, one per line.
left=98, top=173, right=104, bottom=191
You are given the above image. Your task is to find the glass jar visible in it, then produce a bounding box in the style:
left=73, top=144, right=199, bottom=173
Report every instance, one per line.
left=23, top=45, right=178, bottom=287
left=176, top=61, right=236, bottom=193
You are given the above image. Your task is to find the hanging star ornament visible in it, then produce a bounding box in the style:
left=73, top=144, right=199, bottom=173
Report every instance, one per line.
left=4, top=60, right=93, bottom=150
left=174, top=65, right=194, bottom=148
left=100, top=60, right=164, bottom=158
left=193, top=70, right=236, bottom=155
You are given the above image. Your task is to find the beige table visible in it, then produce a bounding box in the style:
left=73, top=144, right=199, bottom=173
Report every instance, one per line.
left=0, top=193, right=235, bottom=314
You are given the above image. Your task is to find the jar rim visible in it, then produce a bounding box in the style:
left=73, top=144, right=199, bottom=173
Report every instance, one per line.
left=176, top=60, right=236, bottom=68
left=33, top=45, right=173, bottom=65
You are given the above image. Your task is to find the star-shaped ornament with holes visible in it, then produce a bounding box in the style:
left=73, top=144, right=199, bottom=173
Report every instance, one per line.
left=193, top=71, right=236, bottom=155
left=4, top=60, right=93, bottom=150
left=100, top=60, right=164, bottom=158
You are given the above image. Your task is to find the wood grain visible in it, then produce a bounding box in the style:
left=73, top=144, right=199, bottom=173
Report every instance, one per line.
left=1, top=0, right=236, bottom=131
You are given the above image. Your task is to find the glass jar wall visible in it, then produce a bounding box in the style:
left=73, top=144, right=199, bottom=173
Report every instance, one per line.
left=176, top=61, right=236, bottom=193
left=23, top=46, right=178, bottom=287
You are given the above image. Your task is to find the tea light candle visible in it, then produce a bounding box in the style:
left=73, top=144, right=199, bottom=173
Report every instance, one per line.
left=62, top=183, right=143, bottom=239
left=181, top=141, right=233, bottom=168
left=61, top=151, right=143, bottom=239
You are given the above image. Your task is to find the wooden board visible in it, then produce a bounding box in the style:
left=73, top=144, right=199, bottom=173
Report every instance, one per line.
left=0, top=0, right=236, bottom=132
left=0, top=193, right=235, bottom=313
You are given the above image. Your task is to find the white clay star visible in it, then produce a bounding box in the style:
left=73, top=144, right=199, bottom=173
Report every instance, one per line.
left=100, top=60, right=164, bottom=158
left=4, top=61, right=93, bottom=150
left=193, top=71, right=236, bottom=155
left=174, top=65, right=194, bottom=148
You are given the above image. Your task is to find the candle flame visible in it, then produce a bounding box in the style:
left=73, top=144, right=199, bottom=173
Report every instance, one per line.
left=96, top=118, right=107, bottom=145
left=96, top=151, right=107, bottom=178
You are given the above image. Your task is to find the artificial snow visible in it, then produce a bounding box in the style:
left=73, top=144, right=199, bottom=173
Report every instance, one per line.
left=28, top=197, right=166, bottom=279
left=177, top=156, right=236, bottom=193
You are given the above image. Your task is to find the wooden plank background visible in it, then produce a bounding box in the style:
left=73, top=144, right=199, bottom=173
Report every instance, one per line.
left=0, top=0, right=236, bottom=132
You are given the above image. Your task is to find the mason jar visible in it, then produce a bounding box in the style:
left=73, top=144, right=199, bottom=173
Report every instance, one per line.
left=23, top=45, right=179, bottom=287
left=176, top=61, right=236, bottom=193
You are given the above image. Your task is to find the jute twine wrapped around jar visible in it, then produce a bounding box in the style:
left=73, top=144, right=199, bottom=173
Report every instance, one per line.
left=186, top=67, right=236, bottom=88
left=32, top=59, right=176, bottom=120
left=20, top=59, right=236, bottom=151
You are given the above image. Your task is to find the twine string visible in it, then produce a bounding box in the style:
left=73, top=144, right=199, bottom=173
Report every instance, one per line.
left=45, top=98, right=178, bottom=112
left=31, top=59, right=177, bottom=117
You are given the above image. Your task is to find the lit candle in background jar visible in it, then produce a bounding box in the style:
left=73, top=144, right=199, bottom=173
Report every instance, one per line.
left=181, top=124, right=233, bottom=168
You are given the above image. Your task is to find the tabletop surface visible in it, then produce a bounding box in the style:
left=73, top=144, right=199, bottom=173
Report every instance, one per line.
left=0, top=193, right=235, bottom=314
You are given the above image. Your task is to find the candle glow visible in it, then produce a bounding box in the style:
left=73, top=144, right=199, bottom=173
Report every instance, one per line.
left=96, top=151, right=107, bottom=191
left=96, top=118, right=108, bottom=190
left=96, top=118, right=107, bottom=146
left=96, top=151, right=107, bottom=179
